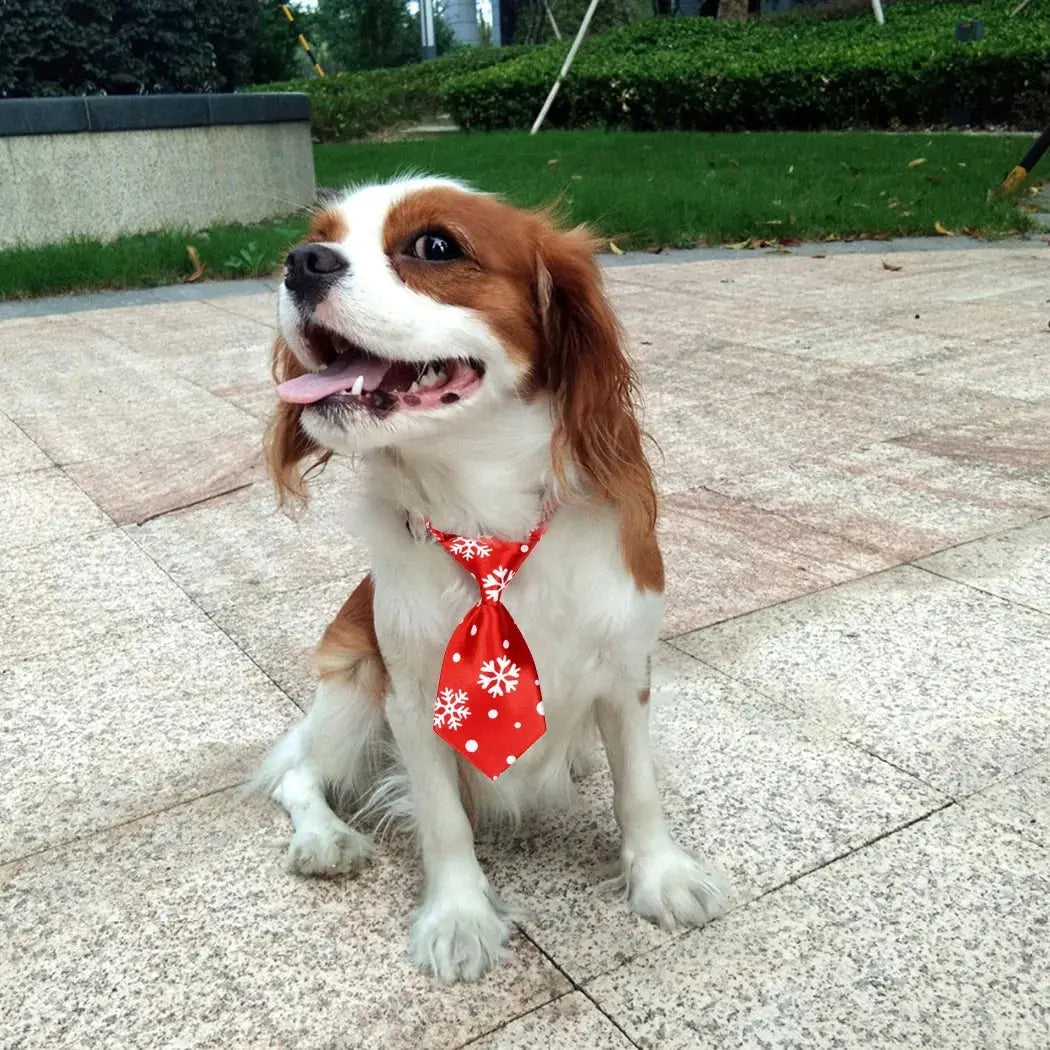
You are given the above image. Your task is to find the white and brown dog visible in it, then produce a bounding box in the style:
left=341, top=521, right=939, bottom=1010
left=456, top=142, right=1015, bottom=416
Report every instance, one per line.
left=257, top=177, right=725, bottom=982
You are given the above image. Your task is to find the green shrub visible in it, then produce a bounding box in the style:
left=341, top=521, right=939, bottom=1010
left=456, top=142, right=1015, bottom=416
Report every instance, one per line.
left=443, top=0, right=1050, bottom=132
left=0, top=0, right=259, bottom=97
left=248, top=45, right=532, bottom=141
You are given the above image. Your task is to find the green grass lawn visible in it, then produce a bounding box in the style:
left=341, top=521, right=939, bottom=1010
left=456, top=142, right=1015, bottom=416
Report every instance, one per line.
left=0, top=130, right=1038, bottom=301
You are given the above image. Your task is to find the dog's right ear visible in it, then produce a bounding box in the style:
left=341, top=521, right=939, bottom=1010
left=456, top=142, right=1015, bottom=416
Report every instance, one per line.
left=265, top=334, right=331, bottom=507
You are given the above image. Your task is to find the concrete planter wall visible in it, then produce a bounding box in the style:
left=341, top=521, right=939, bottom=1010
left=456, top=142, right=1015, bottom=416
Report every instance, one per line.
left=0, top=93, right=316, bottom=249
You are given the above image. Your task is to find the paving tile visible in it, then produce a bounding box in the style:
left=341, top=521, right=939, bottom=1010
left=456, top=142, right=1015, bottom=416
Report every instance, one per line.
left=0, top=615, right=297, bottom=862
left=3, top=333, right=256, bottom=466
left=646, top=369, right=1010, bottom=495
left=201, top=291, right=279, bottom=327
left=467, top=994, right=634, bottom=1050
left=706, top=441, right=1050, bottom=566
left=892, top=404, right=1050, bottom=482
left=899, top=339, right=1050, bottom=402
left=76, top=299, right=273, bottom=361
left=588, top=805, right=1050, bottom=1050
left=479, top=645, right=942, bottom=983
left=0, top=467, right=110, bottom=551
left=0, top=530, right=201, bottom=667
left=125, top=458, right=369, bottom=613
left=65, top=427, right=264, bottom=525
left=964, top=760, right=1050, bottom=849
left=0, top=790, right=569, bottom=1050
left=0, top=415, right=50, bottom=478
left=917, top=516, right=1050, bottom=614
left=659, top=489, right=877, bottom=637
left=676, top=565, right=1050, bottom=797
left=209, top=579, right=358, bottom=709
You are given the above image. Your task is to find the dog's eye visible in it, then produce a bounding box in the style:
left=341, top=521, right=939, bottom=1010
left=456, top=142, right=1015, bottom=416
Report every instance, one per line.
left=411, top=232, right=462, bottom=262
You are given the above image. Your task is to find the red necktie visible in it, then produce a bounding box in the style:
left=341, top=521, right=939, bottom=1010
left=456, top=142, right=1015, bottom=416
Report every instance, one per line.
left=425, top=519, right=549, bottom=780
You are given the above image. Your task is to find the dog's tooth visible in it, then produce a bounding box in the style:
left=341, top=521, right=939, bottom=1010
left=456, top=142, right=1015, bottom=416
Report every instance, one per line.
left=420, top=368, right=438, bottom=387
left=350, top=375, right=364, bottom=396
left=408, top=381, right=421, bottom=393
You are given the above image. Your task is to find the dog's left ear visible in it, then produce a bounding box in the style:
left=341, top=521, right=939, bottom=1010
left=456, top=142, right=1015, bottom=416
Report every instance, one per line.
left=265, top=335, right=331, bottom=507
left=535, top=225, right=657, bottom=534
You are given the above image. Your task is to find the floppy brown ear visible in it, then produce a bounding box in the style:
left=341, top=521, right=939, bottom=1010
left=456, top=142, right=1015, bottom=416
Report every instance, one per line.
left=536, top=225, right=658, bottom=534
left=264, top=335, right=331, bottom=507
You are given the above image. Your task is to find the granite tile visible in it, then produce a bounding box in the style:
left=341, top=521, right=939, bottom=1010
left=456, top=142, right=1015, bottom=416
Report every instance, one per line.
left=480, top=645, right=942, bottom=983
left=706, top=441, right=1050, bottom=565
left=125, top=457, right=369, bottom=613
left=65, top=427, right=265, bottom=525
left=677, top=565, right=1050, bottom=797
left=467, top=994, right=634, bottom=1050
left=0, top=530, right=201, bottom=666
left=917, top=517, right=1050, bottom=614
left=589, top=806, right=1050, bottom=1050
left=201, top=291, right=279, bottom=327
left=0, top=791, right=568, bottom=1050
left=964, top=760, right=1050, bottom=848
left=76, top=299, right=273, bottom=361
left=0, top=615, right=297, bottom=862
left=0, top=467, right=111, bottom=551
left=0, top=415, right=50, bottom=478
left=659, top=489, right=877, bottom=637
left=891, top=405, right=1050, bottom=481
left=209, top=579, right=359, bottom=709
left=898, top=338, right=1050, bottom=402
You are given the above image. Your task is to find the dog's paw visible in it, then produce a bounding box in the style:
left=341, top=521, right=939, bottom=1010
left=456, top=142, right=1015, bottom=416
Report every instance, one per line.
left=410, top=891, right=511, bottom=983
left=287, top=822, right=373, bottom=877
left=625, top=842, right=728, bottom=931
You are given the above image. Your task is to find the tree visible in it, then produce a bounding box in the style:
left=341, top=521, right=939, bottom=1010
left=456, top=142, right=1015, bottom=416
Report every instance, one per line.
left=314, top=0, right=453, bottom=71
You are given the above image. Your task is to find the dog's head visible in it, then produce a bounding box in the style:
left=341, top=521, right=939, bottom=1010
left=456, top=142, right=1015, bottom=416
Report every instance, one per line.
left=268, top=177, right=654, bottom=528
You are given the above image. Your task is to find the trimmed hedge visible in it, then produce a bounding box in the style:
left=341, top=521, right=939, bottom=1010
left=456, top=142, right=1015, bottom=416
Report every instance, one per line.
left=444, top=1, right=1050, bottom=131
left=247, top=46, right=531, bottom=141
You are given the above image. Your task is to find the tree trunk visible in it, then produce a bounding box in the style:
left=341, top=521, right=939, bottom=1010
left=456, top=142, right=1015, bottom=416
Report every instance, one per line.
left=717, top=0, right=748, bottom=20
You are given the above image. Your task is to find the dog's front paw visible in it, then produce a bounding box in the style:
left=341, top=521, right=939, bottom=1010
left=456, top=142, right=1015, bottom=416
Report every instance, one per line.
left=410, top=891, right=511, bottom=982
left=287, top=821, right=373, bottom=877
left=625, top=842, right=728, bottom=931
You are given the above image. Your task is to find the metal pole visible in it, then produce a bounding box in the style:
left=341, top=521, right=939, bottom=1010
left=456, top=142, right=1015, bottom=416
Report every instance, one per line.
left=871, top=0, right=885, bottom=23
left=281, top=4, right=326, bottom=77
left=530, top=0, right=600, bottom=134
left=420, top=0, right=437, bottom=59
left=544, top=1, right=563, bottom=40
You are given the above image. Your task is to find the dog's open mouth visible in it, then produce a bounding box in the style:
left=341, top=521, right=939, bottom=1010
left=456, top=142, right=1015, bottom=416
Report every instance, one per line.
left=277, top=325, right=485, bottom=413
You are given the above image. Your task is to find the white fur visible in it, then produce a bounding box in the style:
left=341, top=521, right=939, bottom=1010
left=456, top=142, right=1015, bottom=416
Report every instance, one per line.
left=258, top=179, right=726, bottom=982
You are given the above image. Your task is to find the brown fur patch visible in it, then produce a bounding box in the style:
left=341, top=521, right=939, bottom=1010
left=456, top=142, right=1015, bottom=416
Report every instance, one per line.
left=639, top=686, right=651, bottom=706
left=305, top=207, right=348, bottom=244
left=264, top=334, right=332, bottom=506
left=317, top=576, right=388, bottom=701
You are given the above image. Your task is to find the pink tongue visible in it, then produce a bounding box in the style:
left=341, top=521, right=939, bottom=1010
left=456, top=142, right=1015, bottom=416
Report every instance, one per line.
left=276, top=354, right=391, bottom=404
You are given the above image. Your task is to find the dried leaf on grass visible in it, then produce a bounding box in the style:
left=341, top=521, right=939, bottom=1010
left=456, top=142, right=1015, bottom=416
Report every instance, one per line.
left=183, top=245, right=206, bottom=283
left=908, top=158, right=927, bottom=168
left=608, top=241, right=624, bottom=255
left=934, top=220, right=956, bottom=237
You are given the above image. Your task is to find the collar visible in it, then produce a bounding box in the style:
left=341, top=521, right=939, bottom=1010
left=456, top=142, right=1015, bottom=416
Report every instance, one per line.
left=405, top=497, right=560, bottom=544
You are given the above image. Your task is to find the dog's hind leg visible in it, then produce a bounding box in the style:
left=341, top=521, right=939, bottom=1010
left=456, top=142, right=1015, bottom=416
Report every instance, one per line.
left=255, top=577, right=388, bottom=876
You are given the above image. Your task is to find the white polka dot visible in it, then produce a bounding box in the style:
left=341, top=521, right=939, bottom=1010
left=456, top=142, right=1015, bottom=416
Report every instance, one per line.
left=502, top=639, right=510, bottom=650
left=520, top=544, right=529, bottom=552
left=465, top=739, right=478, bottom=753
left=488, top=709, right=498, bottom=719
left=470, top=624, right=477, bottom=637
left=536, top=701, right=545, bottom=715
left=534, top=679, right=540, bottom=686
left=514, top=721, right=521, bottom=729
left=506, top=755, right=516, bottom=764
left=452, top=653, right=461, bottom=663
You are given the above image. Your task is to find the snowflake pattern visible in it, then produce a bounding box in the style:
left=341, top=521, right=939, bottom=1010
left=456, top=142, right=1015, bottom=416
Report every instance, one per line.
left=434, top=688, right=471, bottom=731
left=478, top=656, right=520, bottom=698
left=481, top=566, right=515, bottom=603
left=449, top=537, right=492, bottom=561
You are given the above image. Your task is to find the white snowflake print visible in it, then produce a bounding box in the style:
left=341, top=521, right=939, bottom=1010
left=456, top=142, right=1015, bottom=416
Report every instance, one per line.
left=482, top=566, right=515, bottom=602
left=478, top=656, right=520, bottom=698
left=449, top=537, right=492, bottom=561
left=434, top=688, right=471, bottom=731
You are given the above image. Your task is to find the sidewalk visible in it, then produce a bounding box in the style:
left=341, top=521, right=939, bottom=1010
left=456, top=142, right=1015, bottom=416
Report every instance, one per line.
left=2, top=242, right=1049, bottom=1049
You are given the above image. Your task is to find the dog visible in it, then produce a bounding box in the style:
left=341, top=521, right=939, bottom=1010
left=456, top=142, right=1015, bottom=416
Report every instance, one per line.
left=256, top=176, right=726, bottom=983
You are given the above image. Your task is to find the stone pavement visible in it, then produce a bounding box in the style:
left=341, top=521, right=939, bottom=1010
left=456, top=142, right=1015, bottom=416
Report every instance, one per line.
left=2, top=242, right=1050, bottom=1049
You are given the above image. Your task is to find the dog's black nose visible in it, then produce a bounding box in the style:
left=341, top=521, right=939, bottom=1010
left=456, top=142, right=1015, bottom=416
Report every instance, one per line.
left=284, top=245, right=349, bottom=296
